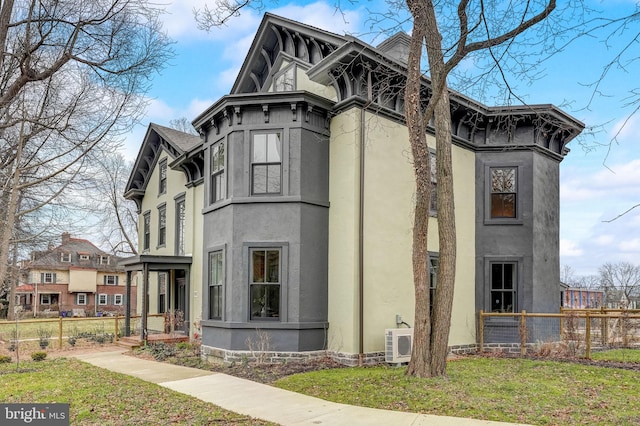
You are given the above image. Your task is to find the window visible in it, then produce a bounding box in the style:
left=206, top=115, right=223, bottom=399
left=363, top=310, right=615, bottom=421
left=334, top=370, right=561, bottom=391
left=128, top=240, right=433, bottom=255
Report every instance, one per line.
left=208, top=251, right=224, bottom=320
left=40, top=294, right=52, bottom=305
left=76, top=293, right=87, bottom=305
left=114, top=294, right=123, bottom=306
left=429, top=151, right=437, bottom=215
left=251, top=133, right=282, bottom=195
left=143, top=211, right=151, bottom=251
left=60, top=253, right=71, bottom=262
left=99, top=255, right=109, bottom=265
left=210, top=143, right=225, bottom=203
left=158, top=273, right=167, bottom=314
left=159, top=159, right=167, bottom=195
left=104, top=275, right=118, bottom=285
left=491, top=263, right=516, bottom=312
left=158, top=204, right=166, bottom=247
left=250, top=249, right=280, bottom=320
left=98, top=294, right=108, bottom=305
left=490, top=167, right=517, bottom=218
left=429, top=254, right=439, bottom=312
left=79, top=254, right=90, bottom=261
left=41, top=272, right=56, bottom=284
left=175, top=196, right=185, bottom=256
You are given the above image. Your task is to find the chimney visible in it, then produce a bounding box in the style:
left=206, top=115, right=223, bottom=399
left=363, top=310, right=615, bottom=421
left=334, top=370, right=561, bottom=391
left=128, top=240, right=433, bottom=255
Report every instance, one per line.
left=62, top=232, right=71, bottom=245
left=376, top=32, right=411, bottom=65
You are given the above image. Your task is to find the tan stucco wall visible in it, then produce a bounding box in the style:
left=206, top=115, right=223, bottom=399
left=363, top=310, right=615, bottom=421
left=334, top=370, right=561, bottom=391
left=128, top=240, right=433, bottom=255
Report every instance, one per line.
left=328, top=108, right=476, bottom=355
left=68, top=269, right=98, bottom=292
left=136, top=149, right=203, bottom=335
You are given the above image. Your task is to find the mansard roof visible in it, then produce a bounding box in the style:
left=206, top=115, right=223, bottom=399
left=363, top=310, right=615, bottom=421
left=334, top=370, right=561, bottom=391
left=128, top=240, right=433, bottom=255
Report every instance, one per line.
left=124, top=123, right=204, bottom=211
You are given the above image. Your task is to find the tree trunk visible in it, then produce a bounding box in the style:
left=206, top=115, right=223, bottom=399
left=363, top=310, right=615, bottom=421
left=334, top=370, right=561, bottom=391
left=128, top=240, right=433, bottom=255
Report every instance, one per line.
left=404, top=1, right=432, bottom=378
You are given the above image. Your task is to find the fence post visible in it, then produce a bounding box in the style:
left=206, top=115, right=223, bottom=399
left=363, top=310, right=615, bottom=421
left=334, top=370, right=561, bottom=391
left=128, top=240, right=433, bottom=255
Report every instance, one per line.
left=559, top=308, right=564, bottom=341
left=115, top=316, right=119, bottom=341
left=478, top=310, right=484, bottom=353
left=58, top=316, right=63, bottom=349
left=585, top=311, right=591, bottom=359
left=600, top=307, right=607, bottom=346
left=520, top=310, right=527, bottom=356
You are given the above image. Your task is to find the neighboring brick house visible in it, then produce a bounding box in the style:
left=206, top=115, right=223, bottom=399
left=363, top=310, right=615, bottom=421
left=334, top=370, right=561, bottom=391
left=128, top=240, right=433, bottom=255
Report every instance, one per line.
left=17, top=233, right=134, bottom=316
left=123, top=14, right=583, bottom=363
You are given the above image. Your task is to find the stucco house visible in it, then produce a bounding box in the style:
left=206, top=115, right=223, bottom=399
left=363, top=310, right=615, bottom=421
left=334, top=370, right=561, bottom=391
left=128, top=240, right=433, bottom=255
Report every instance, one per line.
left=122, top=14, right=583, bottom=363
left=17, top=232, right=132, bottom=317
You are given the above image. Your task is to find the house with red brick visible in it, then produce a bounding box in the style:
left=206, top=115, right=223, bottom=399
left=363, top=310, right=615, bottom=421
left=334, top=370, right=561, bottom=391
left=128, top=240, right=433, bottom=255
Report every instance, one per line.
left=17, top=233, right=134, bottom=317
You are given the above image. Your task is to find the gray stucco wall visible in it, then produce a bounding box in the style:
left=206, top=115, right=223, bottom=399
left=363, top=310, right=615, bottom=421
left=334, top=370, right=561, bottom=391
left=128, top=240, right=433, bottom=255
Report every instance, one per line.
left=200, top=95, right=331, bottom=352
left=475, top=145, right=563, bottom=343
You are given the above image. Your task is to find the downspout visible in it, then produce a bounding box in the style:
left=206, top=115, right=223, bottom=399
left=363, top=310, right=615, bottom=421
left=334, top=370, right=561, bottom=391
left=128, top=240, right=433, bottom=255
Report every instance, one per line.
left=358, top=72, right=373, bottom=365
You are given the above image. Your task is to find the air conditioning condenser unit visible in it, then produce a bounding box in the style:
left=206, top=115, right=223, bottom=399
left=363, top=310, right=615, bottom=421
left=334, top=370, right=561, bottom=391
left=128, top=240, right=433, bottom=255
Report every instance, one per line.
left=385, top=328, right=413, bottom=363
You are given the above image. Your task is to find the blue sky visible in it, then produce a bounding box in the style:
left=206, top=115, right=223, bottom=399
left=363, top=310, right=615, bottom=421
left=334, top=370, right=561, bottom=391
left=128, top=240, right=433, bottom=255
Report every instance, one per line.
left=123, top=1, right=640, bottom=278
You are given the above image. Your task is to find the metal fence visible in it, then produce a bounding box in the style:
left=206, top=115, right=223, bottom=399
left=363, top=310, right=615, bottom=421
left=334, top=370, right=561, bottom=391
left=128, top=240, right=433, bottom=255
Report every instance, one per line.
left=479, top=309, right=640, bottom=358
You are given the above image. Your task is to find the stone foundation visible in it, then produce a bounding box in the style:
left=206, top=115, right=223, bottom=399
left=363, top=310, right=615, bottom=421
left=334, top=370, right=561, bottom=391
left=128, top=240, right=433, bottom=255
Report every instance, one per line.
left=201, top=343, right=480, bottom=366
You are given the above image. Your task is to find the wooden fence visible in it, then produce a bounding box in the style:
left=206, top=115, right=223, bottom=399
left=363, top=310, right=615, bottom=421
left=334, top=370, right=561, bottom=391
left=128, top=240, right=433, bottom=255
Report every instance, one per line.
left=479, top=308, right=640, bottom=359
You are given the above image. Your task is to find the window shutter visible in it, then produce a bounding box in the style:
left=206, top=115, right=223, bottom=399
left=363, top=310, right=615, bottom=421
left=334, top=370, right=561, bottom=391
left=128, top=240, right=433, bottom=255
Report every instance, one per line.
left=40, top=273, right=44, bottom=283
left=52, top=273, right=56, bottom=283
left=103, top=276, right=106, bottom=285
left=115, top=276, right=119, bottom=285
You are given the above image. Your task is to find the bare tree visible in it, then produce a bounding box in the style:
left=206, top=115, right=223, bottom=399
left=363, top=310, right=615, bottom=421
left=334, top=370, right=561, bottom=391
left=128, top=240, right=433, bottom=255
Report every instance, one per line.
left=87, top=152, right=139, bottom=257
left=0, top=0, right=173, bottom=317
left=169, top=117, right=198, bottom=135
left=196, top=1, right=581, bottom=377
left=599, top=262, right=640, bottom=308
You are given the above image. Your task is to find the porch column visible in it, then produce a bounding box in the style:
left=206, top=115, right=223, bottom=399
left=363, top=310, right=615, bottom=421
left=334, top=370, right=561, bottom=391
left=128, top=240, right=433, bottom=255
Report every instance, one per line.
left=142, top=263, right=149, bottom=343
left=125, top=270, right=132, bottom=337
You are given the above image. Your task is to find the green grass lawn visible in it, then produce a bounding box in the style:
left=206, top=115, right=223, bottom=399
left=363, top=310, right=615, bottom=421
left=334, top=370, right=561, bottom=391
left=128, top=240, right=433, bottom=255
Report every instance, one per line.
left=591, top=348, right=640, bottom=363
left=0, top=357, right=271, bottom=425
left=275, top=355, right=640, bottom=425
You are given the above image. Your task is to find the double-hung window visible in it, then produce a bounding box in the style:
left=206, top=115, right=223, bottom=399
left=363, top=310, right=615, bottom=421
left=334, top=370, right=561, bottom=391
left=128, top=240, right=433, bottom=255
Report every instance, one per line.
left=98, top=294, right=108, bottom=305
left=143, top=212, right=151, bottom=251
left=158, top=204, right=167, bottom=247
left=76, top=293, right=87, bottom=305
left=208, top=251, right=224, bottom=320
left=114, top=294, right=123, bottom=305
left=159, top=159, right=167, bottom=195
left=251, top=133, right=282, bottom=195
left=175, top=196, right=185, bottom=256
left=429, top=151, right=437, bottom=215
left=250, top=249, right=280, bottom=320
left=429, top=254, right=439, bottom=312
left=104, top=275, right=118, bottom=285
left=41, top=272, right=56, bottom=284
left=210, top=143, right=226, bottom=203
left=491, top=262, right=517, bottom=312
left=490, top=167, right=517, bottom=218
left=158, top=273, right=167, bottom=314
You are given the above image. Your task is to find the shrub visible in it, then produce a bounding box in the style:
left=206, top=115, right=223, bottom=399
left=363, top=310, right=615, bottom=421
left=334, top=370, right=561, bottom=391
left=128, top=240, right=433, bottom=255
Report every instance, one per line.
left=0, top=355, right=11, bottom=363
left=31, top=352, right=47, bottom=361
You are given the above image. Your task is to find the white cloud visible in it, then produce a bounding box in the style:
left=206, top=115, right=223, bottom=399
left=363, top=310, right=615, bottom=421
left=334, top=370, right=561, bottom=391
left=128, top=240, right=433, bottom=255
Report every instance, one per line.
left=619, top=238, right=640, bottom=252
left=594, top=235, right=614, bottom=246
left=560, top=239, right=584, bottom=257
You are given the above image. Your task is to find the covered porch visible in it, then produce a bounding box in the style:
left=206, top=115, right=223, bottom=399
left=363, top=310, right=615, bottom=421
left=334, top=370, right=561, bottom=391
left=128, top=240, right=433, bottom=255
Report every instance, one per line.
left=119, top=255, right=192, bottom=344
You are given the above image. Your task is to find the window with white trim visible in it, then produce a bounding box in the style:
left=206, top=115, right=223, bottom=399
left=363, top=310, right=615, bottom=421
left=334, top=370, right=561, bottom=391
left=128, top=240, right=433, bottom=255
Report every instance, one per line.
left=114, top=294, right=123, bottom=305
left=97, top=294, right=108, bottom=305
left=40, top=294, right=52, bottom=305
left=175, top=196, right=186, bottom=256
left=104, top=275, right=118, bottom=285
left=99, top=255, right=109, bottom=265
left=41, top=272, right=56, bottom=284
left=79, top=254, right=90, bottom=261
left=76, top=293, right=87, bottom=305
left=61, top=253, right=71, bottom=262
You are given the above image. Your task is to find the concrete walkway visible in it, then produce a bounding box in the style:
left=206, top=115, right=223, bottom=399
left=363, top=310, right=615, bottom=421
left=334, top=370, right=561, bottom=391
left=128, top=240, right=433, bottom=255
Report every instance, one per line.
left=72, top=350, right=531, bottom=426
